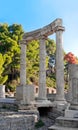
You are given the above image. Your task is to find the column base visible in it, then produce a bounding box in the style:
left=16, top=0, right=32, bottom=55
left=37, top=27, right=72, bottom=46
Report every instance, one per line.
left=69, top=103, right=78, bottom=110
left=16, top=85, right=35, bottom=105
left=33, top=99, right=52, bottom=107
left=53, top=100, right=68, bottom=110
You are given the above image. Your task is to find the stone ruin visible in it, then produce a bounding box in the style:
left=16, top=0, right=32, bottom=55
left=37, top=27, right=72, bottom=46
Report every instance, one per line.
left=49, top=64, right=78, bottom=130
left=15, top=18, right=78, bottom=129
left=16, top=18, right=66, bottom=107
left=0, top=18, right=78, bottom=129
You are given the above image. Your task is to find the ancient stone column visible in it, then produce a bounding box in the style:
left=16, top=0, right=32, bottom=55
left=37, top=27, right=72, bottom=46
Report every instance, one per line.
left=68, top=64, right=78, bottom=110
left=55, top=29, right=66, bottom=103
left=38, top=36, right=47, bottom=100
left=16, top=43, right=26, bottom=103
left=20, top=44, right=26, bottom=85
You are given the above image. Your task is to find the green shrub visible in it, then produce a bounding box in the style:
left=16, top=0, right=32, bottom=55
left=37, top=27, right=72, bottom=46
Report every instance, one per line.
left=35, top=119, right=44, bottom=128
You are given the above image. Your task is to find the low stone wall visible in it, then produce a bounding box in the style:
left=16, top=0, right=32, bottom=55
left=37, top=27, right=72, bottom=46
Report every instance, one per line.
left=0, top=112, right=35, bottom=130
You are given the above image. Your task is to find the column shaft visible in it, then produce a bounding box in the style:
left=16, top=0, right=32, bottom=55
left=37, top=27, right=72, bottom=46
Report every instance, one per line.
left=55, top=30, right=65, bottom=101
left=38, top=38, right=47, bottom=100
left=20, top=44, right=26, bottom=85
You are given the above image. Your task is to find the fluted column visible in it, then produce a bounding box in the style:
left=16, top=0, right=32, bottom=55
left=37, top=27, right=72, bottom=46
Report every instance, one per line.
left=20, top=44, right=26, bottom=85
left=38, top=36, right=47, bottom=100
left=55, top=30, right=66, bottom=102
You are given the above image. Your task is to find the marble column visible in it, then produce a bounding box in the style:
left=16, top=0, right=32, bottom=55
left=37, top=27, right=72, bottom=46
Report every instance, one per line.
left=55, top=30, right=66, bottom=103
left=38, top=36, right=47, bottom=100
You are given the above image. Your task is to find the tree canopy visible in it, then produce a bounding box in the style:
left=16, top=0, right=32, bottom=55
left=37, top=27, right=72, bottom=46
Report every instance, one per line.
left=64, top=52, right=77, bottom=64
left=0, top=23, right=24, bottom=91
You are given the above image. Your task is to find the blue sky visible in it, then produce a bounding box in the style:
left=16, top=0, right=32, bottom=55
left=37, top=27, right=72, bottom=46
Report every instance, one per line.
left=0, top=0, right=78, bottom=56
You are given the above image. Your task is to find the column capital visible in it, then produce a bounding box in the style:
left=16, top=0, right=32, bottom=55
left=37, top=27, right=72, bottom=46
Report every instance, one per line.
left=55, top=26, right=65, bottom=32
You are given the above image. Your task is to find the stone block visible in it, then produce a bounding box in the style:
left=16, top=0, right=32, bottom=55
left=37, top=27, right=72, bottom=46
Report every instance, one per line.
left=0, top=113, right=35, bottom=130
left=25, top=85, right=35, bottom=104
left=0, top=85, right=5, bottom=98
left=16, top=85, right=23, bottom=101
left=65, top=109, right=78, bottom=118
left=16, top=85, right=35, bottom=104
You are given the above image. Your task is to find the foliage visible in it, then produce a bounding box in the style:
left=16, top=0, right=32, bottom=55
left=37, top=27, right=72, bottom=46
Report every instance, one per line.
left=46, top=77, right=56, bottom=88
left=46, top=39, right=56, bottom=88
left=0, top=53, right=8, bottom=84
left=7, top=80, right=18, bottom=92
left=64, top=52, right=78, bottom=90
left=0, top=23, right=23, bottom=90
left=26, top=39, right=56, bottom=88
left=46, top=39, right=56, bottom=56
left=0, top=24, right=23, bottom=80
left=35, top=120, right=44, bottom=128
left=26, top=40, right=39, bottom=84
left=64, top=52, right=77, bottom=64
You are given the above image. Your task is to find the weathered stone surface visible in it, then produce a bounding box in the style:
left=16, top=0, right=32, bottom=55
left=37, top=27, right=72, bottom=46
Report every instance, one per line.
left=68, top=64, right=78, bottom=109
left=20, top=44, right=26, bottom=86
left=0, top=85, right=5, bottom=98
left=65, top=109, right=78, bottom=118
left=0, top=112, right=35, bottom=130
left=49, top=125, right=78, bottom=130
left=16, top=85, right=35, bottom=104
left=55, top=30, right=66, bottom=103
left=38, top=38, right=46, bottom=100
left=22, top=19, right=64, bottom=42
left=16, top=85, right=23, bottom=101
left=49, top=116, right=78, bottom=129
left=24, top=85, right=35, bottom=104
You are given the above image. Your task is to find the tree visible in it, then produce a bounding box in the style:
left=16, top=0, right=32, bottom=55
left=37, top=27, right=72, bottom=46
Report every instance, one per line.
left=64, top=52, right=78, bottom=90
left=26, top=39, right=56, bottom=88
left=0, top=24, right=24, bottom=81
left=26, top=40, right=39, bottom=84
left=0, top=23, right=24, bottom=91
left=46, top=39, right=56, bottom=56
left=64, top=52, right=77, bottom=64
left=0, top=53, right=8, bottom=84
left=46, top=39, right=56, bottom=88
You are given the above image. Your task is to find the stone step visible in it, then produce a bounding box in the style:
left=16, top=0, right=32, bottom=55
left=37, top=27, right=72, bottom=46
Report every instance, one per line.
left=48, top=125, right=78, bottom=130
left=55, top=116, right=78, bottom=128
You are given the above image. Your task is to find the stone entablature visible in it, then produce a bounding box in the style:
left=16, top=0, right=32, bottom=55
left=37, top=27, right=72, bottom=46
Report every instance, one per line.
left=21, top=19, right=65, bottom=43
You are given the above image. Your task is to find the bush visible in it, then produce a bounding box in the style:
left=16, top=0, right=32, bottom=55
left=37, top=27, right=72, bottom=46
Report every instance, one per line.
left=35, top=119, right=44, bottom=128
left=6, top=80, right=17, bottom=92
